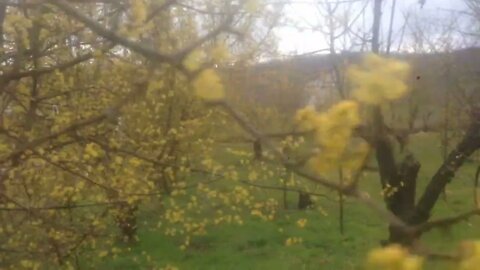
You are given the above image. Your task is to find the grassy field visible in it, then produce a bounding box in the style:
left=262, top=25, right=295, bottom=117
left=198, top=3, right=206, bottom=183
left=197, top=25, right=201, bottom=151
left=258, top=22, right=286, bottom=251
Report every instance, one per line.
left=96, top=132, right=480, bottom=270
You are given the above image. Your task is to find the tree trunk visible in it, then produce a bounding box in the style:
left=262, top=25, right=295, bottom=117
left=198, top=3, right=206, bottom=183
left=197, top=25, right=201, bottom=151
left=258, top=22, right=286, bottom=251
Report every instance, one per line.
left=298, top=192, right=313, bottom=210
left=253, top=140, right=263, bottom=160
left=372, top=0, right=383, bottom=53
left=388, top=155, right=420, bottom=245
left=410, top=114, right=480, bottom=225
left=115, top=202, right=138, bottom=243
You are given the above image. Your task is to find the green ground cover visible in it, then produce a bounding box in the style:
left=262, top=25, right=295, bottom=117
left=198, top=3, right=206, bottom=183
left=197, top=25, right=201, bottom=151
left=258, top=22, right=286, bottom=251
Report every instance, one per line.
left=95, top=132, right=480, bottom=270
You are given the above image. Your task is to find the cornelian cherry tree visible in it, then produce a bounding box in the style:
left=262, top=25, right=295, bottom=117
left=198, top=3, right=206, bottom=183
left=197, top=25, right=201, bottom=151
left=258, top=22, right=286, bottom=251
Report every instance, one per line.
left=0, top=0, right=283, bottom=268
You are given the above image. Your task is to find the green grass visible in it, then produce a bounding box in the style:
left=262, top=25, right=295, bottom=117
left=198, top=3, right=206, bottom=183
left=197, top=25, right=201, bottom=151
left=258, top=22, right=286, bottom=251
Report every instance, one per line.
left=95, top=132, right=480, bottom=270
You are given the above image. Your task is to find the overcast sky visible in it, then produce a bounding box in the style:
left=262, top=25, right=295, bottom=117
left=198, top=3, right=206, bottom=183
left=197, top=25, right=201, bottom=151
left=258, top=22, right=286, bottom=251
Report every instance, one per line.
left=277, top=0, right=470, bottom=54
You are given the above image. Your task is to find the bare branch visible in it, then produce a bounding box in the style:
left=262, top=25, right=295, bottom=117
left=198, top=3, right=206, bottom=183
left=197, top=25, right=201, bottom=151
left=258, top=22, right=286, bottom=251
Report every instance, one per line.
left=145, top=0, right=176, bottom=22
left=239, top=180, right=334, bottom=201
left=0, top=200, right=124, bottom=211
left=411, top=117, right=480, bottom=224
left=475, top=165, right=480, bottom=208
left=0, top=81, right=148, bottom=165
left=415, top=208, right=480, bottom=234
left=46, top=0, right=177, bottom=65
left=217, top=100, right=411, bottom=231
left=1, top=45, right=112, bottom=82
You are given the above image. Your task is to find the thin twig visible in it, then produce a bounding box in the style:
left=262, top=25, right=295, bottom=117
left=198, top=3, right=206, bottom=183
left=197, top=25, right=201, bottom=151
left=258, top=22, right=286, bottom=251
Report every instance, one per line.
left=415, top=208, right=480, bottom=234
left=217, top=100, right=410, bottom=230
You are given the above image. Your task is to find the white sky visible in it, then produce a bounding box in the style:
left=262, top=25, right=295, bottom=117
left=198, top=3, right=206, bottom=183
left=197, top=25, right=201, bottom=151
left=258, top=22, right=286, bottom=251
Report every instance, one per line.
left=277, top=0, right=470, bottom=54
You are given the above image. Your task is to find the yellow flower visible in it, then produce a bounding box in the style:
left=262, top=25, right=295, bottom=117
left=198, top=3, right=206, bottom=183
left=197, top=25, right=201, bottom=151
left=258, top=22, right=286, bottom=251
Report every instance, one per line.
left=130, top=0, right=147, bottom=25
left=99, top=250, right=108, bottom=258
left=295, top=105, right=317, bottom=130
left=348, top=54, right=410, bottom=105
left=342, top=140, right=370, bottom=174
left=285, top=237, right=293, bottom=246
left=128, top=157, right=141, bottom=167
left=284, top=237, right=303, bottom=246
left=296, top=218, right=307, bottom=228
left=297, top=101, right=361, bottom=175
left=114, top=156, right=123, bottom=164
left=183, top=50, right=205, bottom=72
left=251, top=209, right=262, bottom=217
left=245, top=0, right=260, bottom=13
left=84, top=143, right=101, bottom=159
left=308, top=154, right=337, bottom=174
left=193, top=69, right=225, bottom=101
left=248, top=171, right=258, bottom=181
left=459, top=241, right=480, bottom=270
left=367, top=245, right=406, bottom=266
left=315, top=101, right=359, bottom=143
left=402, top=257, right=423, bottom=270
left=211, top=43, right=230, bottom=63
left=326, top=100, right=361, bottom=127
left=366, top=245, right=423, bottom=270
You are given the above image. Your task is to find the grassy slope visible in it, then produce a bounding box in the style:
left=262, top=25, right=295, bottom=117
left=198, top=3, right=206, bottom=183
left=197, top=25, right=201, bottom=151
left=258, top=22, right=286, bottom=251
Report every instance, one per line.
left=98, top=132, right=480, bottom=270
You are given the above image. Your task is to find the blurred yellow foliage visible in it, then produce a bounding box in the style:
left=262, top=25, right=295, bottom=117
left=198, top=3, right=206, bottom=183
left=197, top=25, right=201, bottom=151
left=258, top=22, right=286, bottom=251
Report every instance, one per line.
left=183, top=50, right=205, bottom=72
left=366, top=245, right=423, bottom=270
left=193, top=69, right=225, bottom=101
left=130, top=0, right=147, bottom=25
left=296, top=218, right=307, bottom=228
left=459, top=240, right=480, bottom=270
left=245, top=0, right=260, bottom=13
left=285, top=237, right=303, bottom=246
left=348, top=54, right=410, bottom=105
left=296, top=101, right=367, bottom=175
left=211, top=43, right=230, bottom=63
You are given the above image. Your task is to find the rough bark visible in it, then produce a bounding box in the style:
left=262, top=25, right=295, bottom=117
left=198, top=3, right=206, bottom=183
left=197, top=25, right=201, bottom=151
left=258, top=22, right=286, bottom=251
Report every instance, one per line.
left=115, top=202, right=138, bottom=243
left=388, top=155, right=420, bottom=244
left=298, top=192, right=313, bottom=210
left=253, top=139, right=263, bottom=160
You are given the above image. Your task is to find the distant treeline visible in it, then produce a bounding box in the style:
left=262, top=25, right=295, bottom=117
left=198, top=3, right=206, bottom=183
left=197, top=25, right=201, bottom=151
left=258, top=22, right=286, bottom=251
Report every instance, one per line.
left=222, top=48, right=480, bottom=125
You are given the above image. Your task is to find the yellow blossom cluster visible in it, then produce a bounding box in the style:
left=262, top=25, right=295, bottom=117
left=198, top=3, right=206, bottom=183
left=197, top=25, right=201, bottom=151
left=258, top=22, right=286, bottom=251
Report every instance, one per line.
left=183, top=42, right=230, bottom=101
left=296, top=101, right=368, bottom=174
left=130, top=0, right=147, bottom=25
left=366, top=245, right=423, bottom=270
left=165, top=208, right=185, bottom=224
left=83, top=143, right=103, bottom=160
left=20, top=260, right=40, bottom=270
left=295, top=54, right=411, bottom=176
left=280, top=135, right=305, bottom=153
left=122, top=0, right=154, bottom=39
left=248, top=198, right=278, bottom=221
left=4, top=12, right=32, bottom=48
left=296, top=218, right=308, bottom=228
left=245, top=0, right=261, bottom=13
left=210, top=43, right=230, bottom=63
left=183, top=50, right=205, bottom=72
left=193, top=69, right=225, bottom=101
left=381, top=183, right=400, bottom=198
left=285, top=237, right=303, bottom=246
left=458, top=240, right=480, bottom=270
left=348, top=54, right=410, bottom=105
left=184, top=43, right=230, bottom=72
